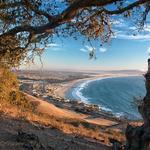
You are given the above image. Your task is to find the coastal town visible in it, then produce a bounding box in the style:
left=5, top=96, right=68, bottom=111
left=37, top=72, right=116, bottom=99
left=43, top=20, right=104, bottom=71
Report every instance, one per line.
left=18, top=70, right=104, bottom=116
left=17, top=69, right=143, bottom=122
left=1, top=0, right=150, bottom=149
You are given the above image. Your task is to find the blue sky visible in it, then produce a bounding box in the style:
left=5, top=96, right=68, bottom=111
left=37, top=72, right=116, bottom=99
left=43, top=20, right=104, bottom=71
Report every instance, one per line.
left=26, top=35, right=149, bottom=71
left=22, top=2, right=150, bottom=71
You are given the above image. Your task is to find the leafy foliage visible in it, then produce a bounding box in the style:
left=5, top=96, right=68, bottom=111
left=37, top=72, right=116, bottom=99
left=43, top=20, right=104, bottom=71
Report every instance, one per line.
left=0, top=0, right=150, bottom=66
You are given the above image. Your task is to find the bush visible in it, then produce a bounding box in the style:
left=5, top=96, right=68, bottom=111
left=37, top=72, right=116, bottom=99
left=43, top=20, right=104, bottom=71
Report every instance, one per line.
left=0, top=66, right=34, bottom=111
left=9, top=91, right=34, bottom=111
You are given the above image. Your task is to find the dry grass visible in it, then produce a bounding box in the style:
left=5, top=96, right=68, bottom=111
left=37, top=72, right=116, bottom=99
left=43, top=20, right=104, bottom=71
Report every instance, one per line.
left=0, top=67, right=125, bottom=148
left=0, top=100, right=125, bottom=146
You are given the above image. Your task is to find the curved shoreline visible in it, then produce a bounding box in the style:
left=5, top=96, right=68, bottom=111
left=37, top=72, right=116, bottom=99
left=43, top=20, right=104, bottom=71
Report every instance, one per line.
left=65, top=74, right=141, bottom=100
left=54, top=74, right=112, bottom=99
left=66, top=75, right=128, bottom=101
left=54, top=74, right=142, bottom=100
left=63, top=74, right=144, bottom=119
left=55, top=74, right=139, bottom=99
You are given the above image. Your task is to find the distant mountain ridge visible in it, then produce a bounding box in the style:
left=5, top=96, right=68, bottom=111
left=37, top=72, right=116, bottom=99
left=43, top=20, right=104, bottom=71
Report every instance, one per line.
left=77, top=69, right=144, bottom=75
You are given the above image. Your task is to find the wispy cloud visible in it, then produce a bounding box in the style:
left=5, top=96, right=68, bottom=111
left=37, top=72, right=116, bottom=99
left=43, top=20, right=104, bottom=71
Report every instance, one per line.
left=143, top=25, right=150, bottom=32
left=47, top=43, right=59, bottom=47
left=80, top=45, right=95, bottom=53
left=80, top=45, right=107, bottom=53
left=46, top=43, right=62, bottom=51
left=113, top=28, right=150, bottom=41
left=99, top=47, right=107, bottom=52
left=115, top=33, right=150, bottom=41
left=80, top=48, right=87, bottom=52
left=111, top=18, right=126, bottom=28
left=111, top=17, right=150, bottom=41
left=85, top=45, right=96, bottom=52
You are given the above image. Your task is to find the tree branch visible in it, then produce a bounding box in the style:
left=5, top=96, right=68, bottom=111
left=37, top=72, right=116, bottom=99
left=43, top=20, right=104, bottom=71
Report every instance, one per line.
left=0, top=2, right=22, bottom=9
left=23, top=0, right=53, bottom=21
left=1, top=0, right=150, bottom=37
left=103, top=0, right=150, bottom=15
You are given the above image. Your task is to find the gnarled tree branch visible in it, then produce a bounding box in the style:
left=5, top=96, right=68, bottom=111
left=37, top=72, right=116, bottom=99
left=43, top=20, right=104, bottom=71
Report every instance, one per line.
left=1, top=0, right=149, bottom=38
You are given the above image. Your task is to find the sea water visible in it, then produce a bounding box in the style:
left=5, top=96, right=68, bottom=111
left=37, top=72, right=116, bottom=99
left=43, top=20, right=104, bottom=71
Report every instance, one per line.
left=66, top=76, right=146, bottom=120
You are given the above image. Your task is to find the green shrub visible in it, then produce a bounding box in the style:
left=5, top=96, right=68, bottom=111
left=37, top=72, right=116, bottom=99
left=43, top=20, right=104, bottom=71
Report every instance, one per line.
left=0, top=66, right=34, bottom=111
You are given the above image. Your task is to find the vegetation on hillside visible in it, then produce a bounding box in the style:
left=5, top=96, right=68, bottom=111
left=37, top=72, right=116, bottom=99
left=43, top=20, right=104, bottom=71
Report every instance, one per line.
left=0, top=66, right=125, bottom=147
left=0, top=66, right=33, bottom=111
left=0, top=1, right=150, bottom=149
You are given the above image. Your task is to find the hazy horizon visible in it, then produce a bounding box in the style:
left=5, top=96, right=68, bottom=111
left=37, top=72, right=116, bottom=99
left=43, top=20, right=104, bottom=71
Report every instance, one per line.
left=18, top=67, right=145, bottom=73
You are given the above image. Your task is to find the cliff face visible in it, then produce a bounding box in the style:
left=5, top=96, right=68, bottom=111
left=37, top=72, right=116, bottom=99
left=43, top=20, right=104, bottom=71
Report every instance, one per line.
left=125, top=59, right=150, bottom=150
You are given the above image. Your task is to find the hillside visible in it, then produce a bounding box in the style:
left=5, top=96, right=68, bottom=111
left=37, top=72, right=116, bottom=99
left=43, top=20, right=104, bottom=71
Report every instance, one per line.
left=0, top=113, right=110, bottom=150
left=0, top=92, right=127, bottom=150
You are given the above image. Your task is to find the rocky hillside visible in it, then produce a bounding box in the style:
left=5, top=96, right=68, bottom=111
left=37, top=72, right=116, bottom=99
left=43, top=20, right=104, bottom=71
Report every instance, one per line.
left=125, top=59, right=150, bottom=150
left=0, top=98, right=123, bottom=150
left=0, top=114, right=111, bottom=150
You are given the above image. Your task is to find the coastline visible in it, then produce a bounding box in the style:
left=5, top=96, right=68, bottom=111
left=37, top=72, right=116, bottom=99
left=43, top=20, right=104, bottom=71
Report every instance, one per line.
left=53, top=73, right=144, bottom=120
left=19, top=72, right=144, bottom=130
left=54, top=73, right=142, bottom=100
left=54, top=73, right=133, bottom=99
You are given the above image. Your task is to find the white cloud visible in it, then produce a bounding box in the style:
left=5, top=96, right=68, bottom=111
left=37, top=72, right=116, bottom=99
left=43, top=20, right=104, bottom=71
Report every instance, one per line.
left=80, top=45, right=107, bottom=53
left=111, top=19, right=150, bottom=41
left=46, top=43, right=63, bottom=51
left=80, top=48, right=87, bottom=52
left=147, top=47, right=150, bottom=54
left=47, top=43, right=59, bottom=47
left=143, top=25, right=150, bottom=32
left=111, top=18, right=126, bottom=28
left=85, top=45, right=96, bottom=52
left=116, top=34, right=150, bottom=40
left=129, top=25, right=150, bottom=33
left=80, top=45, right=96, bottom=53
left=129, top=26, right=136, bottom=30
left=113, top=29, right=150, bottom=41
left=99, top=47, right=107, bottom=52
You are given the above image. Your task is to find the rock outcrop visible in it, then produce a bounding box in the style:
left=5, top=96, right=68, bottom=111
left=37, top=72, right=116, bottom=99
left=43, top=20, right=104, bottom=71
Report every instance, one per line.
left=125, top=59, right=150, bottom=150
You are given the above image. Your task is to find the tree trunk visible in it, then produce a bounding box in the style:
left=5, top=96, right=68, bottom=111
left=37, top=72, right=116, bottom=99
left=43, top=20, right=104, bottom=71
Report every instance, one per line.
left=125, top=59, right=150, bottom=150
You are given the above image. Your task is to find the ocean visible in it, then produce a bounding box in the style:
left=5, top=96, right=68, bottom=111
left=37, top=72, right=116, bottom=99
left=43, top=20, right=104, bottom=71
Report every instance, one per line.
left=66, top=76, right=146, bottom=120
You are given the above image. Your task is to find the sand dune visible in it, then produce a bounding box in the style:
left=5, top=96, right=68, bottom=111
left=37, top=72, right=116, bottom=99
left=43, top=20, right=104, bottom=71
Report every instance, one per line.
left=26, top=94, right=117, bottom=127
left=27, top=94, right=87, bottom=119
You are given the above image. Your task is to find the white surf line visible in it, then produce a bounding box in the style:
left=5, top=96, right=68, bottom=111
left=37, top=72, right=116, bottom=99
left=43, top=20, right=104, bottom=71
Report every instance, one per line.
left=71, top=74, right=143, bottom=117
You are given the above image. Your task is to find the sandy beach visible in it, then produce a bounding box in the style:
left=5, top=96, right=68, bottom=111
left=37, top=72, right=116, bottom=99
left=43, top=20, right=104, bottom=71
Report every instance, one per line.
left=50, top=73, right=144, bottom=123
left=41, top=73, right=139, bottom=127
left=19, top=72, right=144, bottom=131
left=22, top=74, right=129, bottom=127
left=54, top=73, right=137, bottom=99
left=54, top=74, right=113, bottom=99
left=9, top=70, right=144, bottom=149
